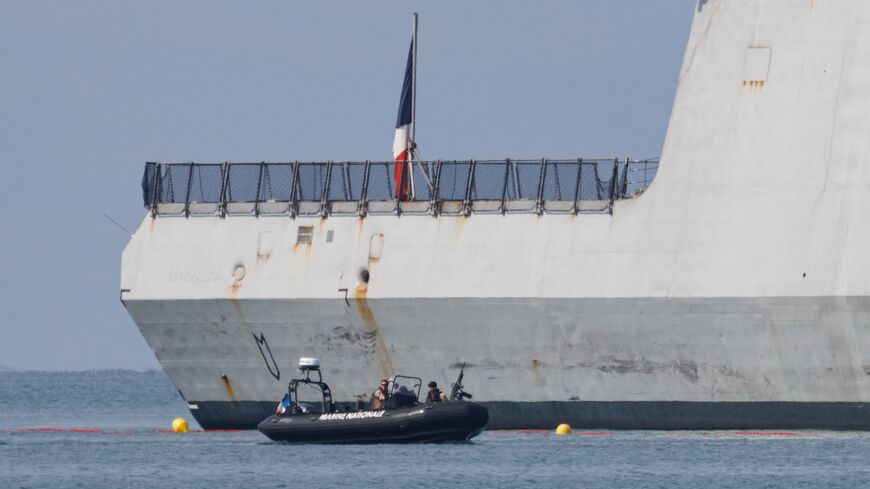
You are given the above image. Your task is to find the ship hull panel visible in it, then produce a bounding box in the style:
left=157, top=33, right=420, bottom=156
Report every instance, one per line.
left=126, top=296, right=870, bottom=429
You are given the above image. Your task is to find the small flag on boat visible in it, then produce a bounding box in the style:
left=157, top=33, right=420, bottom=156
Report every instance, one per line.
left=276, top=393, right=290, bottom=415
left=392, top=14, right=417, bottom=199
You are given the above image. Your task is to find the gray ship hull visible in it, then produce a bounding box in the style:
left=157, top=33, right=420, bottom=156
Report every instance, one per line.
left=126, top=296, right=870, bottom=429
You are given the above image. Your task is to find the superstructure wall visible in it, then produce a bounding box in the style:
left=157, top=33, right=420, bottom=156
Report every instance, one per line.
left=647, top=0, right=870, bottom=300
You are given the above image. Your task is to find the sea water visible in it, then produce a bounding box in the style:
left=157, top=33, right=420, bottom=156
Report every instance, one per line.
left=2, top=370, right=870, bottom=488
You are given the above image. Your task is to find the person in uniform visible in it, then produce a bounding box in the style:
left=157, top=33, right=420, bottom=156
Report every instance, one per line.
left=426, top=381, right=447, bottom=403
left=370, top=378, right=389, bottom=410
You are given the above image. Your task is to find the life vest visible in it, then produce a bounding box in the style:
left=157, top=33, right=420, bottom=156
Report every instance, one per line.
left=370, top=388, right=387, bottom=409
left=426, top=388, right=443, bottom=402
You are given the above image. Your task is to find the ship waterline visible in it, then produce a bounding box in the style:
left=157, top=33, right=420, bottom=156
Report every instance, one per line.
left=122, top=1, right=870, bottom=429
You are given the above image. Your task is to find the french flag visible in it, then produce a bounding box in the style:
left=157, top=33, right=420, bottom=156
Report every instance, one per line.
left=392, top=19, right=416, bottom=199
left=276, top=393, right=290, bottom=415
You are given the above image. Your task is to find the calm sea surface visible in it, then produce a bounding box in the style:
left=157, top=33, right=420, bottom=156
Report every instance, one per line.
left=2, top=370, right=870, bottom=488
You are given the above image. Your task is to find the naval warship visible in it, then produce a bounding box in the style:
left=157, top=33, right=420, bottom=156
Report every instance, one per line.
left=121, top=1, right=870, bottom=430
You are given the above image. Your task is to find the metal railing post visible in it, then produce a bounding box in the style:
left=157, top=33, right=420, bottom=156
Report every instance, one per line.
left=183, top=162, right=194, bottom=217
left=260, top=164, right=272, bottom=202
left=342, top=162, right=351, bottom=201
left=463, top=159, right=476, bottom=216
left=165, top=166, right=175, bottom=203
left=500, top=159, right=511, bottom=214
left=593, top=162, right=602, bottom=201
left=395, top=160, right=405, bottom=216
left=553, top=162, right=562, bottom=200
left=254, top=162, right=265, bottom=217
left=620, top=157, right=629, bottom=198
left=431, top=160, right=442, bottom=217
left=359, top=160, right=371, bottom=217
left=218, top=162, right=230, bottom=218
left=289, top=161, right=300, bottom=218
left=608, top=158, right=618, bottom=215
left=321, top=161, right=332, bottom=218
left=535, top=158, right=547, bottom=215
left=150, top=163, right=161, bottom=217
left=572, top=158, right=582, bottom=214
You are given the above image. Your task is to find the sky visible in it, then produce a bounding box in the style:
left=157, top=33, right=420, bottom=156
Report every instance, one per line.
left=0, top=1, right=695, bottom=371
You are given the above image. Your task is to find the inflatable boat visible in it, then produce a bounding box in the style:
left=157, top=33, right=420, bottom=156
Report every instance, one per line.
left=257, top=358, right=489, bottom=444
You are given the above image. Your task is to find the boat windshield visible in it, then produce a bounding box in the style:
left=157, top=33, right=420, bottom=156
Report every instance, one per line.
left=388, top=375, right=421, bottom=409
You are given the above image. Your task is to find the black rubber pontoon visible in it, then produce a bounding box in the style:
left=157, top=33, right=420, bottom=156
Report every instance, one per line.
left=257, top=360, right=488, bottom=444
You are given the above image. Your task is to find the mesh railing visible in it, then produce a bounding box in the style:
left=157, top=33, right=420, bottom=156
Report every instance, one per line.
left=143, top=158, right=659, bottom=217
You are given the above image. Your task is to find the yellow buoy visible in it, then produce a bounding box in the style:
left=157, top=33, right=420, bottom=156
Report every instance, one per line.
left=171, top=417, right=189, bottom=433
left=555, top=423, right=572, bottom=435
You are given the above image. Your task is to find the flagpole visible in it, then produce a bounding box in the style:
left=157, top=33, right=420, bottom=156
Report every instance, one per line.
left=410, top=13, right=417, bottom=158
left=407, top=12, right=418, bottom=199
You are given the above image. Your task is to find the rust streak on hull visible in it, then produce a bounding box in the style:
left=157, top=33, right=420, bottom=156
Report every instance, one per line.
left=221, top=374, right=238, bottom=401
left=229, top=281, right=241, bottom=299
left=352, top=284, right=395, bottom=380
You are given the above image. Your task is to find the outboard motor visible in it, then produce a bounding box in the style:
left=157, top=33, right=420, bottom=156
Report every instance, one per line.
left=449, top=363, right=473, bottom=401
